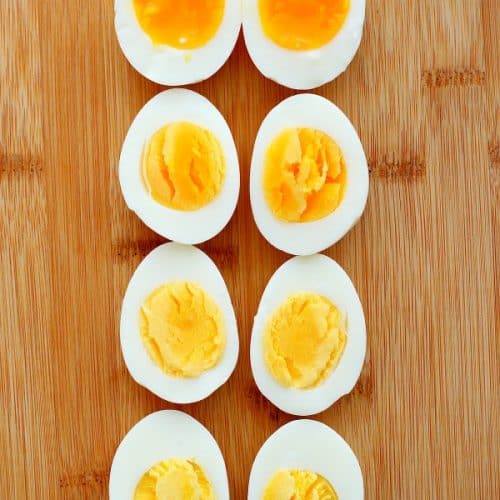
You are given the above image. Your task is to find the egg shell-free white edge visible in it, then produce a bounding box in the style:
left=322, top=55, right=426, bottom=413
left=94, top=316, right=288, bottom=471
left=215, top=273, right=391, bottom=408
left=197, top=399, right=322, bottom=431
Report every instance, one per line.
left=250, top=94, right=369, bottom=256
left=251, top=254, right=366, bottom=416
left=110, top=410, right=230, bottom=499
left=120, top=242, right=239, bottom=404
left=243, top=0, right=366, bottom=90
left=247, top=419, right=364, bottom=499
left=119, top=89, right=240, bottom=244
left=114, top=0, right=241, bottom=85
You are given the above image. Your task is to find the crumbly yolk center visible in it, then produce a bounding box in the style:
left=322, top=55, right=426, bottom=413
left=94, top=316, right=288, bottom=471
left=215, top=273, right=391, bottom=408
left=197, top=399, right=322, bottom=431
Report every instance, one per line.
left=263, top=292, right=346, bottom=389
left=139, top=282, right=226, bottom=378
left=259, top=0, right=350, bottom=51
left=133, top=0, right=225, bottom=49
left=263, top=469, right=339, bottom=500
left=263, top=128, right=346, bottom=223
left=142, top=122, right=226, bottom=211
left=134, top=458, right=215, bottom=500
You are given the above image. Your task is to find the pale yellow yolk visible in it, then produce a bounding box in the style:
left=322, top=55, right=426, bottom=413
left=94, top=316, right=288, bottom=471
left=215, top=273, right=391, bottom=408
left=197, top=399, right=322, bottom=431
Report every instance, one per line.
left=263, top=128, right=346, bottom=223
left=259, top=0, right=350, bottom=51
left=134, top=459, right=215, bottom=500
left=142, top=122, right=226, bottom=211
left=263, top=469, right=339, bottom=500
left=139, top=282, right=226, bottom=378
left=133, top=0, right=225, bottom=49
left=264, top=293, right=346, bottom=389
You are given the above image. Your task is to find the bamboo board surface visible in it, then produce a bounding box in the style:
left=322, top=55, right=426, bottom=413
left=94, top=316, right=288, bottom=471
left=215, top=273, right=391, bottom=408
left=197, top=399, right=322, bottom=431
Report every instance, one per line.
left=0, top=1, right=498, bottom=498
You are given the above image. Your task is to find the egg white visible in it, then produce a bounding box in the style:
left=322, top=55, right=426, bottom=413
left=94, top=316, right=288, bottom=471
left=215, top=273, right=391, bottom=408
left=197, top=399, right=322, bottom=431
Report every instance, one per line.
left=243, top=0, right=365, bottom=90
left=114, top=0, right=241, bottom=85
left=250, top=93, right=368, bottom=256
left=250, top=253, right=366, bottom=416
left=247, top=419, right=364, bottom=499
left=110, top=410, right=230, bottom=499
left=120, top=242, right=239, bottom=404
left=119, top=89, right=240, bottom=245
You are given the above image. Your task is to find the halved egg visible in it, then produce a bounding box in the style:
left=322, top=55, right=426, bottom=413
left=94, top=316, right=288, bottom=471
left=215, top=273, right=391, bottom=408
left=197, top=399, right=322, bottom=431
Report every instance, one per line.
left=250, top=93, right=368, bottom=255
left=115, top=0, right=241, bottom=85
left=119, top=89, right=240, bottom=244
left=120, top=242, right=239, bottom=403
left=250, top=253, right=366, bottom=416
left=248, top=419, right=364, bottom=499
left=110, top=410, right=230, bottom=499
left=243, top=0, right=366, bottom=89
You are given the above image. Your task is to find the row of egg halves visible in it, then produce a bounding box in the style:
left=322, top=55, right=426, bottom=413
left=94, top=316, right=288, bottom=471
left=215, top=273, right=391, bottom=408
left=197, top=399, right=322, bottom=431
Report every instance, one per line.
left=115, top=1, right=366, bottom=90
left=112, top=1, right=368, bottom=498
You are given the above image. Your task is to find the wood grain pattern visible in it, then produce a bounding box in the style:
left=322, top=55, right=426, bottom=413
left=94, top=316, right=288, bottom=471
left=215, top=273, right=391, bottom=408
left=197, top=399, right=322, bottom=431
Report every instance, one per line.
left=1, top=1, right=498, bottom=498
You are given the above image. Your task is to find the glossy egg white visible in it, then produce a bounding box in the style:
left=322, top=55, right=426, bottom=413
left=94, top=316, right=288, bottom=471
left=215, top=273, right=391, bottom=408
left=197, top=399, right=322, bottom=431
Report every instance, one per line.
left=250, top=93, right=368, bottom=255
left=250, top=253, right=366, bottom=416
left=248, top=419, right=364, bottom=499
left=114, top=0, right=241, bottom=85
left=243, top=0, right=365, bottom=89
left=119, top=89, right=240, bottom=245
left=110, top=410, right=230, bottom=499
left=120, top=242, right=239, bottom=404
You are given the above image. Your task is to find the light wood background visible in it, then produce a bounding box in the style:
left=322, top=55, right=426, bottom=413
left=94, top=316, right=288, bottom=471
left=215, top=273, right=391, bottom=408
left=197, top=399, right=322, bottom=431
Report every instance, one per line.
left=1, top=1, right=498, bottom=498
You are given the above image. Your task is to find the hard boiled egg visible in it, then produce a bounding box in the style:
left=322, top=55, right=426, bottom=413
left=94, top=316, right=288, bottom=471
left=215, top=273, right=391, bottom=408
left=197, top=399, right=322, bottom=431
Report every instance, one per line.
left=120, top=242, right=239, bottom=404
left=115, top=0, right=241, bottom=85
left=250, top=93, right=368, bottom=255
left=243, top=0, right=365, bottom=89
left=248, top=419, right=364, bottom=499
left=119, top=89, right=240, bottom=244
left=110, top=410, right=229, bottom=499
left=250, top=253, right=366, bottom=416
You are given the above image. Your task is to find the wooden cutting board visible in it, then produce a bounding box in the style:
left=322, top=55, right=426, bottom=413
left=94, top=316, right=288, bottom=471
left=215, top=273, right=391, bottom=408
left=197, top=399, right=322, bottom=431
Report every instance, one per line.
left=1, top=1, right=498, bottom=498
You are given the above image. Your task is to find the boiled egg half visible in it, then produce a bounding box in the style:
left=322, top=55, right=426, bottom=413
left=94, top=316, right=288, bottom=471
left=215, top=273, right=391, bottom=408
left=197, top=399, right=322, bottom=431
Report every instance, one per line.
left=250, top=93, right=368, bottom=255
left=119, top=89, right=240, bottom=244
left=248, top=419, right=363, bottom=499
left=110, top=410, right=229, bottom=499
left=243, top=0, right=366, bottom=89
left=120, top=242, right=239, bottom=403
left=115, top=0, right=241, bottom=85
left=250, top=253, right=366, bottom=415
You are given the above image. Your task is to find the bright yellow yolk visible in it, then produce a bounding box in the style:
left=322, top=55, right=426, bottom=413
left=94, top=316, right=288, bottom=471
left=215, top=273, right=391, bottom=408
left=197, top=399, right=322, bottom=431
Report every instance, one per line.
left=263, top=469, right=339, bottom=500
left=264, top=292, right=346, bottom=389
left=139, top=282, right=226, bottom=378
left=259, top=0, right=350, bottom=51
left=263, top=128, right=346, bottom=223
left=142, top=122, right=226, bottom=211
left=133, top=0, right=225, bottom=49
left=134, top=459, right=215, bottom=500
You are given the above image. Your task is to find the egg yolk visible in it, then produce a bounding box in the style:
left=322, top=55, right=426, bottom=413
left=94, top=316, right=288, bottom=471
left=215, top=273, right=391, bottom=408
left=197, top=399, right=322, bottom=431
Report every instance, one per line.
left=134, top=458, right=215, bottom=500
left=263, top=128, right=346, bottom=223
left=133, top=0, right=225, bottom=49
left=259, top=0, right=350, bottom=51
left=263, top=292, right=346, bottom=389
left=142, top=122, right=226, bottom=211
left=140, top=282, right=226, bottom=378
left=263, top=469, right=338, bottom=500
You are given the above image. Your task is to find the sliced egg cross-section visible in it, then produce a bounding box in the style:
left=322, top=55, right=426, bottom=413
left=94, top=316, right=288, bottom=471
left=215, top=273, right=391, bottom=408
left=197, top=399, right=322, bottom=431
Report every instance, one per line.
left=110, top=410, right=229, bottom=500
left=120, top=242, right=239, bottom=404
left=115, top=0, right=241, bottom=85
left=250, top=253, right=366, bottom=416
left=251, top=93, right=369, bottom=255
left=119, top=89, right=240, bottom=245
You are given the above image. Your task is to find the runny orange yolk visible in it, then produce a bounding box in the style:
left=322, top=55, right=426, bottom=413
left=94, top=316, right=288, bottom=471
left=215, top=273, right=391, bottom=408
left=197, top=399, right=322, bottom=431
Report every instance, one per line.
left=133, top=0, right=225, bottom=49
left=142, top=122, right=226, bottom=211
left=259, top=0, right=350, bottom=51
left=263, top=128, right=347, bottom=223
